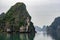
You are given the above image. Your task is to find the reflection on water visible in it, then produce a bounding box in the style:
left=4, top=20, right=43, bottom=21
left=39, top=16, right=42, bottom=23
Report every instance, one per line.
left=34, top=32, right=53, bottom=40
left=0, top=32, right=35, bottom=40
left=47, top=31, right=60, bottom=40
left=0, top=32, right=60, bottom=40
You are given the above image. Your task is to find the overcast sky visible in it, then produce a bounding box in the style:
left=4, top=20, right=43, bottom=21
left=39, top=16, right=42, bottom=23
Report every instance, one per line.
left=0, top=0, right=60, bottom=27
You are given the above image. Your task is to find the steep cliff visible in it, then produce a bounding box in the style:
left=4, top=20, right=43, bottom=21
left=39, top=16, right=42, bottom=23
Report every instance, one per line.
left=0, top=13, right=5, bottom=31
left=47, top=17, right=60, bottom=40
left=47, top=17, right=60, bottom=36
left=0, top=2, right=35, bottom=32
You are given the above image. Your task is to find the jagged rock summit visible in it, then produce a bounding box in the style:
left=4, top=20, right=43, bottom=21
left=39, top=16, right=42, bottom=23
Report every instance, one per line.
left=0, top=2, right=35, bottom=33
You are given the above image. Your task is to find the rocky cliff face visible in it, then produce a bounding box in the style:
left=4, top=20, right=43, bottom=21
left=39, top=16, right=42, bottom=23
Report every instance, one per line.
left=47, top=17, right=60, bottom=39
left=0, top=2, right=35, bottom=32
left=0, top=13, right=5, bottom=31
left=47, top=17, right=60, bottom=32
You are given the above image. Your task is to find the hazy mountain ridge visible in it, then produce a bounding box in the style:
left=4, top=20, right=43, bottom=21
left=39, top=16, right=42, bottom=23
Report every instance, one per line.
left=47, top=17, right=60, bottom=32
left=34, top=26, right=42, bottom=32
left=47, top=17, right=60, bottom=40
left=35, top=26, right=47, bottom=32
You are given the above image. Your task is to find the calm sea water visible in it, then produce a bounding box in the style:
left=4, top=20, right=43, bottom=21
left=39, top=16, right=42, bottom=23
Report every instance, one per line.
left=0, top=32, right=57, bottom=40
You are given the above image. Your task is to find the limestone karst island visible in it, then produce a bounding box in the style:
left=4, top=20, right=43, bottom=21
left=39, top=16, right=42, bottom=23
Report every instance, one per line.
left=0, top=2, right=35, bottom=33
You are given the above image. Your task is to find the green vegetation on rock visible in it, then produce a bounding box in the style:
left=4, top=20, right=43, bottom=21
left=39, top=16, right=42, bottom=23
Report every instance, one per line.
left=0, top=2, right=35, bottom=32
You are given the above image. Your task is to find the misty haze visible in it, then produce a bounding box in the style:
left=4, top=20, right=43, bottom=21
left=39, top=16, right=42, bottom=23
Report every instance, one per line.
left=0, top=0, right=60, bottom=40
